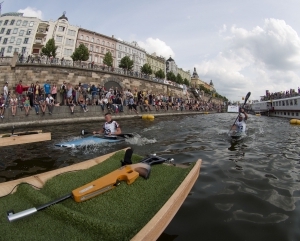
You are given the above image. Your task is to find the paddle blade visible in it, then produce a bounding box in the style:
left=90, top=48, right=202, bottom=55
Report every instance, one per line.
left=244, top=92, right=251, bottom=105
left=81, top=130, right=89, bottom=135
left=117, top=133, right=134, bottom=138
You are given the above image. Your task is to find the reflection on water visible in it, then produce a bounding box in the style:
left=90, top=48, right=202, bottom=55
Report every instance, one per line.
left=1, top=113, right=300, bottom=240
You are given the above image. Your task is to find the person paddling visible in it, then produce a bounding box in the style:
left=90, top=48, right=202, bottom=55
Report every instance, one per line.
left=93, top=112, right=121, bottom=136
left=231, top=108, right=248, bottom=132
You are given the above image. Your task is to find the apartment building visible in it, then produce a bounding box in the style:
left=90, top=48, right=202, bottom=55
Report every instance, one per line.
left=76, top=28, right=117, bottom=65
left=116, top=40, right=146, bottom=72
left=0, top=12, right=40, bottom=57
left=46, top=12, right=79, bottom=61
left=146, top=52, right=166, bottom=77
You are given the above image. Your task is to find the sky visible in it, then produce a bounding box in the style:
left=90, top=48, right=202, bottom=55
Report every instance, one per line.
left=3, top=0, right=300, bottom=101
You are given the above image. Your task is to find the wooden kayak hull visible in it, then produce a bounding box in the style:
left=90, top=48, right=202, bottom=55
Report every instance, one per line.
left=0, top=148, right=201, bottom=240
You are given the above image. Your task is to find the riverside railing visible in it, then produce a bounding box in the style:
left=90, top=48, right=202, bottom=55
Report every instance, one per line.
left=7, top=56, right=185, bottom=90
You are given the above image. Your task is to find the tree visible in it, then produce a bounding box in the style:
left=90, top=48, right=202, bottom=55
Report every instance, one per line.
left=176, top=73, right=183, bottom=84
left=166, top=72, right=176, bottom=82
left=183, top=78, right=190, bottom=86
left=140, top=63, right=153, bottom=75
left=71, top=43, right=89, bottom=62
left=119, top=56, right=134, bottom=70
left=41, top=38, right=58, bottom=58
left=103, top=51, right=113, bottom=67
left=155, top=69, right=165, bottom=79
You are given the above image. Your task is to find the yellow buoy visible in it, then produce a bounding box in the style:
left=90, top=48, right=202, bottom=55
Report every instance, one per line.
left=147, top=114, right=155, bottom=120
left=296, top=120, right=300, bottom=125
left=290, top=119, right=297, bottom=124
left=142, top=114, right=148, bottom=119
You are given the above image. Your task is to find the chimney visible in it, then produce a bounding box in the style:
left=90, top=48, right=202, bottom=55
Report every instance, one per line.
left=112, top=35, right=114, bottom=38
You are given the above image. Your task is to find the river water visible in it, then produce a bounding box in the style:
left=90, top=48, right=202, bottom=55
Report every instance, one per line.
left=0, top=113, right=300, bottom=241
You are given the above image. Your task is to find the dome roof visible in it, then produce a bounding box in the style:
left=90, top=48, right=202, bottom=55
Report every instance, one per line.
left=58, top=12, right=68, bottom=21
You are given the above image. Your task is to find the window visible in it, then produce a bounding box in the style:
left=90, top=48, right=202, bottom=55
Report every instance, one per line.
left=7, top=46, right=12, bottom=53
left=10, top=20, right=15, bottom=25
left=91, top=38, right=94, bottom=43
left=13, top=28, right=18, bottom=34
left=16, top=20, right=21, bottom=26
left=4, top=20, right=8, bottom=25
left=86, top=36, right=89, bottom=41
left=56, top=35, right=63, bottom=42
left=21, top=47, right=26, bottom=53
left=3, top=38, right=7, bottom=44
left=10, top=37, right=15, bottom=43
left=111, top=50, right=114, bottom=56
left=0, top=37, right=1, bottom=42
left=0, top=28, right=4, bottom=34
left=118, top=52, right=121, bottom=58
left=101, top=47, right=104, bottom=54
left=65, top=38, right=74, bottom=46
left=125, top=47, right=127, bottom=52
left=0, top=47, right=5, bottom=53
left=286, top=100, right=289, bottom=106
left=90, top=45, right=93, bottom=51
left=89, top=55, right=92, bottom=61
left=102, top=40, right=104, bottom=45
left=67, top=29, right=76, bottom=36
left=96, top=47, right=99, bottom=52
left=23, top=38, right=29, bottom=44
left=26, top=29, right=32, bottom=35
left=16, top=38, right=21, bottom=45
left=0, top=21, right=2, bottom=26
left=107, top=42, right=110, bottom=47
left=282, top=101, right=285, bottom=106
left=29, top=21, right=34, bottom=27
left=112, top=44, right=114, bottom=48
left=64, top=48, right=72, bottom=56
left=290, top=100, right=293, bottom=106
left=19, top=30, right=24, bottom=36
left=14, top=48, right=19, bottom=53
left=119, top=45, right=122, bottom=50
left=6, top=29, right=11, bottom=35
left=96, top=39, right=99, bottom=44
left=295, top=99, right=297, bottom=105
left=22, top=21, right=28, bottom=26
left=80, top=35, right=83, bottom=40
left=94, top=56, right=98, bottom=63
left=58, top=26, right=65, bottom=32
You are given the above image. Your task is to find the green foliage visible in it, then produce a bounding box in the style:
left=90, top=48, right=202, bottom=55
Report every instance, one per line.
left=41, top=38, right=58, bottom=58
left=71, top=43, right=89, bottom=62
left=166, top=72, right=176, bottom=82
left=140, top=63, right=153, bottom=75
left=155, top=69, right=165, bottom=79
left=176, top=73, right=183, bottom=84
left=103, top=51, right=114, bottom=67
left=183, top=78, right=190, bottom=86
left=119, top=56, right=134, bottom=70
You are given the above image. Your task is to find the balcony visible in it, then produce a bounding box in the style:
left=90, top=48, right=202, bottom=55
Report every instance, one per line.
left=33, top=39, right=44, bottom=46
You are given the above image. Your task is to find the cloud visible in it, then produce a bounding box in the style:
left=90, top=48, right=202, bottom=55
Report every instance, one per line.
left=138, top=38, right=175, bottom=59
left=196, top=18, right=300, bottom=101
left=17, top=7, right=43, bottom=19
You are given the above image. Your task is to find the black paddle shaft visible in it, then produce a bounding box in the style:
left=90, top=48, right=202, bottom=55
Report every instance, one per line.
left=230, top=92, right=251, bottom=130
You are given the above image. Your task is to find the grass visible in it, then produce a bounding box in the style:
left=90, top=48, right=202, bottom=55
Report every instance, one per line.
left=0, top=151, right=194, bottom=241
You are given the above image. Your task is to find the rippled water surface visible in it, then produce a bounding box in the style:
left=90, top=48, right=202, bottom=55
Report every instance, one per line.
left=1, top=113, right=300, bottom=241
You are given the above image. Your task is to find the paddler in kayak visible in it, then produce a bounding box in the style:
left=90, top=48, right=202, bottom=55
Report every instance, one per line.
left=231, top=108, right=248, bottom=133
left=93, top=112, right=122, bottom=136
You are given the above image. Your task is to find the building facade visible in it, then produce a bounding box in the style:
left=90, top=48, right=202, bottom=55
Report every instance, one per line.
left=76, top=28, right=117, bottom=66
left=146, top=52, right=166, bottom=77
left=46, top=12, right=79, bottom=61
left=116, top=40, right=146, bottom=72
left=0, top=12, right=41, bottom=57
left=166, top=56, right=177, bottom=76
left=191, top=67, right=215, bottom=91
left=177, top=67, right=191, bottom=83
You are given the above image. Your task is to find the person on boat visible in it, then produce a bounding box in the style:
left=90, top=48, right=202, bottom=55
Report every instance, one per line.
left=93, top=112, right=121, bottom=136
left=232, top=108, right=248, bottom=132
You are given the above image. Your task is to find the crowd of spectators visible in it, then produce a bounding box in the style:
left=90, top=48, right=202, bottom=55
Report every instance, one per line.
left=261, top=88, right=300, bottom=101
left=0, top=80, right=223, bottom=118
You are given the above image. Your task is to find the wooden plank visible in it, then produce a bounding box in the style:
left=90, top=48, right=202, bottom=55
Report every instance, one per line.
left=0, top=130, right=43, bottom=138
left=0, top=148, right=129, bottom=196
left=131, top=159, right=202, bottom=241
left=0, top=132, right=51, bottom=147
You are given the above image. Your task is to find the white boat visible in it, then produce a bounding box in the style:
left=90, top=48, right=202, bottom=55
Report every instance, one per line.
left=251, top=95, right=300, bottom=118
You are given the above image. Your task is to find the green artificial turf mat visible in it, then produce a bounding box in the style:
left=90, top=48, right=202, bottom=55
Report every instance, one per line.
left=0, top=150, right=195, bottom=241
